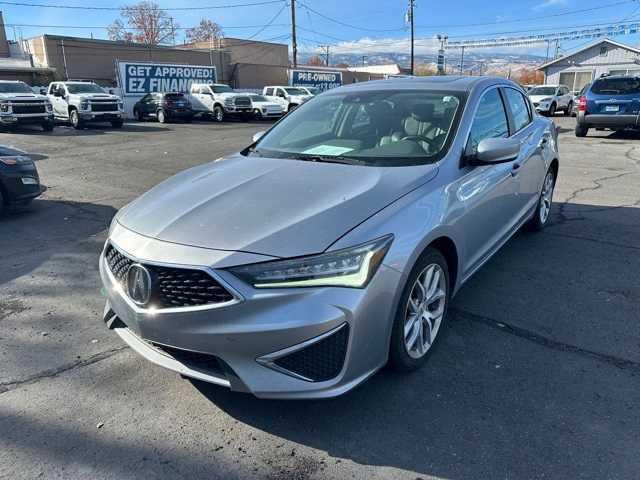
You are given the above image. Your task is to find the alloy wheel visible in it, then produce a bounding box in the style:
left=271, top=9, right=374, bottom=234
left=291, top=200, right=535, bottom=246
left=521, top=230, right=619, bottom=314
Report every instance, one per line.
left=539, top=171, right=555, bottom=224
left=404, top=263, right=447, bottom=359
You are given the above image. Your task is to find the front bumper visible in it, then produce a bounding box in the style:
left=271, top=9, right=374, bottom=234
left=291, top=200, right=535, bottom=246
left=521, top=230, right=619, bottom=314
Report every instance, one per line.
left=99, top=224, right=400, bottom=399
left=79, top=111, right=123, bottom=122
left=223, top=106, right=253, bottom=115
left=0, top=113, right=54, bottom=125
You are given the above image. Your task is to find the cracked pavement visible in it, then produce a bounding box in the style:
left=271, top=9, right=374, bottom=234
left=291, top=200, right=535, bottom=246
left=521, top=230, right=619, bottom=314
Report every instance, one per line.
left=1, top=117, right=639, bottom=479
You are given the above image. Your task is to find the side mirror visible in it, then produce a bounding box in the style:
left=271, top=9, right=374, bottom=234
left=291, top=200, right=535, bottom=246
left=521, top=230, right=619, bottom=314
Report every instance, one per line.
left=252, top=131, right=265, bottom=143
left=472, top=137, right=521, bottom=165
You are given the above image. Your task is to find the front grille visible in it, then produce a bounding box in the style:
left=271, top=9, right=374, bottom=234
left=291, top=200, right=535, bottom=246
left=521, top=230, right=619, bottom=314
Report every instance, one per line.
left=274, top=324, right=349, bottom=382
left=234, top=96, right=251, bottom=108
left=91, top=102, right=118, bottom=112
left=152, top=343, right=226, bottom=377
left=12, top=103, right=46, bottom=114
left=104, top=244, right=234, bottom=309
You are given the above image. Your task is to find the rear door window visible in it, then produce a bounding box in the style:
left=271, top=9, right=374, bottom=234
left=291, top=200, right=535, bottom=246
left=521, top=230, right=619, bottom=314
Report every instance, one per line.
left=591, top=77, right=640, bottom=95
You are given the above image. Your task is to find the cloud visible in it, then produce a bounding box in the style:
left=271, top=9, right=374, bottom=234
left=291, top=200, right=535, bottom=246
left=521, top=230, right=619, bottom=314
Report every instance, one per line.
left=534, top=0, right=568, bottom=10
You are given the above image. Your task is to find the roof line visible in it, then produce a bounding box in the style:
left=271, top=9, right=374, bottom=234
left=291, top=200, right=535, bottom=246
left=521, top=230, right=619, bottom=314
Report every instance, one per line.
left=538, top=37, right=640, bottom=70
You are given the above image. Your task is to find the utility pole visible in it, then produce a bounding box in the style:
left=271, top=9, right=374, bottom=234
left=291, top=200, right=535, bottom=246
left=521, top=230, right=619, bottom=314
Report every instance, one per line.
left=319, top=45, right=330, bottom=66
left=545, top=40, right=550, bottom=62
left=407, top=0, right=415, bottom=75
left=362, top=55, right=367, bottom=66
left=459, top=45, right=465, bottom=75
left=291, top=0, right=298, bottom=67
left=554, top=39, right=560, bottom=59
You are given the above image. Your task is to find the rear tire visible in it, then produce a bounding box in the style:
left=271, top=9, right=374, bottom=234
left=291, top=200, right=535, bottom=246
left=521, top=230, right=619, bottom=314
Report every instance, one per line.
left=134, top=108, right=144, bottom=122
left=157, top=109, right=166, bottom=123
left=564, top=102, right=573, bottom=116
left=548, top=103, right=556, bottom=116
left=575, top=125, right=589, bottom=137
left=389, top=247, right=450, bottom=372
left=527, top=168, right=556, bottom=231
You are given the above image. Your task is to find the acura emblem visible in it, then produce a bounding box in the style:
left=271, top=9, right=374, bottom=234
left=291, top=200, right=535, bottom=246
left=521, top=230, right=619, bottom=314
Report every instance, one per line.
left=126, top=264, right=152, bottom=306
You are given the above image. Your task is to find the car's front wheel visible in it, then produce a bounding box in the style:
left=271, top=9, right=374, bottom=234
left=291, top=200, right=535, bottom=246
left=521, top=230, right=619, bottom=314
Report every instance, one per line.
left=213, top=105, right=224, bottom=122
left=389, top=248, right=450, bottom=372
left=575, top=124, right=589, bottom=137
left=69, top=109, right=82, bottom=129
left=565, top=102, right=573, bottom=116
left=527, top=168, right=556, bottom=231
left=548, top=103, right=556, bottom=116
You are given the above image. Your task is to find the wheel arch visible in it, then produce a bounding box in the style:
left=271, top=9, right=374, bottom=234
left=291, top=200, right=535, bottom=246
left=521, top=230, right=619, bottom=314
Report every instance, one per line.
left=427, top=236, right=459, bottom=294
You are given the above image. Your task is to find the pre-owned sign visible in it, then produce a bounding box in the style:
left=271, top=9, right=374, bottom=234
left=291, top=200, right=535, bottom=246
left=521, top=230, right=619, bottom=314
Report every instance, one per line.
left=116, top=61, right=216, bottom=97
left=290, top=70, right=342, bottom=92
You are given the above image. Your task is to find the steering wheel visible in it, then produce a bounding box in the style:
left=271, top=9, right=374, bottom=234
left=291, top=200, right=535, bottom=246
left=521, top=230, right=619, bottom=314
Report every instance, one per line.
left=400, top=135, right=439, bottom=152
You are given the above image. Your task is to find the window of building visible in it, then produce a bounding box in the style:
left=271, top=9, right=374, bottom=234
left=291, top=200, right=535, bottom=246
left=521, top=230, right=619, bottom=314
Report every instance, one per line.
left=600, top=46, right=608, bottom=57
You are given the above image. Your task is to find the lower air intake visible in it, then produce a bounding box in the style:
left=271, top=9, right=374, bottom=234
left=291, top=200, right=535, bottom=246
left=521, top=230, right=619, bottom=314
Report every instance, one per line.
left=273, top=324, right=349, bottom=382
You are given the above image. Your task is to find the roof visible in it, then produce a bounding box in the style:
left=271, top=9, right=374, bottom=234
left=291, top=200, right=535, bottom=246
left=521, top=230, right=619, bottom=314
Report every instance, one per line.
left=538, top=38, right=640, bottom=70
left=336, top=75, right=512, bottom=93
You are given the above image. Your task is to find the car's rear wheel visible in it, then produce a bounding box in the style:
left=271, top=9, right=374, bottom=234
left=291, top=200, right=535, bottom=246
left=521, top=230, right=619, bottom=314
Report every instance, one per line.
left=564, top=102, right=573, bottom=116
left=134, top=108, right=144, bottom=121
left=157, top=109, right=166, bottom=123
left=527, top=168, right=556, bottom=231
left=575, top=124, right=589, bottom=137
left=389, top=248, right=450, bottom=372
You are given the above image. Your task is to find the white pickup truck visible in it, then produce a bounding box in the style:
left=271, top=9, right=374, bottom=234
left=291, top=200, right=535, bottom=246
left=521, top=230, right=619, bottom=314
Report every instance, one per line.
left=188, top=83, right=253, bottom=122
left=262, top=86, right=313, bottom=112
left=47, top=81, right=124, bottom=129
left=0, top=80, right=55, bottom=131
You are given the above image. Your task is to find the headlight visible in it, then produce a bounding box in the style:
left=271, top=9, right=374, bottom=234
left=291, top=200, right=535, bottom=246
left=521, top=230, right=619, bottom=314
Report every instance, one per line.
left=0, top=102, right=10, bottom=113
left=228, top=235, right=393, bottom=289
left=80, top=101, right=90, bottom=110
left=0, top=155, right=31, bottom=166
left=224, top=98, right=234, bottom=105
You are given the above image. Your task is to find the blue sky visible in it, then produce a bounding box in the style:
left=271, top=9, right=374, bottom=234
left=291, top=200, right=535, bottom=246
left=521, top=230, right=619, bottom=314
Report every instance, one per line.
left=2, top=0, right=640, bottom=59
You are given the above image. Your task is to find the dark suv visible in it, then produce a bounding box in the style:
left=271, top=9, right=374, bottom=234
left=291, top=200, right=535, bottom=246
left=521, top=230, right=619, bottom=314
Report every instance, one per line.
left=576, top=75, right=640, bottom=137
left=133, top=92, right=194, bottom=123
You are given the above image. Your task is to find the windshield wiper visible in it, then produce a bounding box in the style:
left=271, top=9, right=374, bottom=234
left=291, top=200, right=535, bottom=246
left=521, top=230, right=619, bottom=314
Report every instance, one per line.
left=296, top=155, right=365, bottom=165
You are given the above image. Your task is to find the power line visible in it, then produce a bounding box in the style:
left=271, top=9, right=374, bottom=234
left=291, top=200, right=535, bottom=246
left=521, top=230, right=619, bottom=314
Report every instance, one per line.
left=0, top=0, right=286, bottom=11
left=246, top=2, right=287, bottom=39
left=4, top=22, right=290, bottom=31
left=298, top=2, right=405, bottom=32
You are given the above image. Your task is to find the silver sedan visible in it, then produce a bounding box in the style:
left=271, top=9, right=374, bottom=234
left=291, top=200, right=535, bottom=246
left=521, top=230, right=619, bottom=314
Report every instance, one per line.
left=100, top=76, right=559, bottom=399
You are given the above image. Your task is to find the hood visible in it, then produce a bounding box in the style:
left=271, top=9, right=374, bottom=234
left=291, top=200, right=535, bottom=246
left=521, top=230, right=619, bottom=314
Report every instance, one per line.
left=0, top=92, right=47, bottom=100
left=117, top=155, right=437, bottom=258
left=253, top=101, right=281, bottom=109
left=529, top=95, right=553, bottom=102
left=217, top=92, right=246, bottom=100
left=289, top=95, right=311, bottom=102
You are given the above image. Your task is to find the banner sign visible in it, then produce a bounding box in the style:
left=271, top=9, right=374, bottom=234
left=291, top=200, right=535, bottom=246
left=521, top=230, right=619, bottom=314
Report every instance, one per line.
left=116, top=61, right=216, bottom=97
left=290, top=70, right=343, bottom=92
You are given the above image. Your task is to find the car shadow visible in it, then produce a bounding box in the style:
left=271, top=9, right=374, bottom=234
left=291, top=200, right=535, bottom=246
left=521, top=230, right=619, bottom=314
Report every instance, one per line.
left=189, top=201, right=640, bottom=479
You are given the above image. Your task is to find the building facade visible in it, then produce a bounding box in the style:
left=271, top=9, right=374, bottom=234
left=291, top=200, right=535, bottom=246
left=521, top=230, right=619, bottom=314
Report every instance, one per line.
left=539, top=38, right=640, bottom=92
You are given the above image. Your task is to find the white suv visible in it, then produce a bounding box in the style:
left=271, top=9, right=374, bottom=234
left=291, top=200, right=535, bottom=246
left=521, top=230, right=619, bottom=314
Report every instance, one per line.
left=527, top=84, right=574, bottom=116
left=262, top=86, right=312, bottom=112
left=47, top=81, right=124, bottom=129
left=188, top=83, right=253, bottom=122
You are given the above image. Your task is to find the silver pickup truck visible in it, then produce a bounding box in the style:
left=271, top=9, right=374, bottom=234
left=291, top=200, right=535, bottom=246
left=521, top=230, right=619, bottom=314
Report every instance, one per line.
left=0, top=80, right=55, bottom=131
left=47, top=81, right=124, bottom=129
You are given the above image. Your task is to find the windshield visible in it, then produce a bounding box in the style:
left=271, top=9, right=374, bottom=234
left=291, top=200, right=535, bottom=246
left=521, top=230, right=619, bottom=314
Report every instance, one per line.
left=249, top=95, right=269, bottom=102
left=284, top=87, right=307, bottom=95
left=250, top=90, right=463, bottom=167
left=528, top=86, right=557, bottom=96
left=66, top=83, right=105, bottom=94
left=591, top=77, right=640, bottom=95
left=0, top=82, right=33, bottom=93
left=212, top=85, right=234, bottom=93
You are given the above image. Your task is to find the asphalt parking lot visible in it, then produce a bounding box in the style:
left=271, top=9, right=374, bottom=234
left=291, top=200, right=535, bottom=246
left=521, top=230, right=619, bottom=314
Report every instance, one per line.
left=1, top=116, right=639, bottom=480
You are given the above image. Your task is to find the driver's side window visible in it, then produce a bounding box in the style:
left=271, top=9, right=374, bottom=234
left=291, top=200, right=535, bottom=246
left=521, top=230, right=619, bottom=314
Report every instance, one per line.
left=468, top=89, right=509, bottom=154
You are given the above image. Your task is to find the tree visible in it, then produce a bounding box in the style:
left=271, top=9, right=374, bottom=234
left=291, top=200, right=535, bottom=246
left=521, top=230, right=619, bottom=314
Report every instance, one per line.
left=307, top=55, right=325, bottom=66
left=186, top=19, right=223, bottom=43
left=108, top=1, right=178, bottom=45
left=414, top=63, right=437, bottom=76
left=515, top=68, right=544, bottom=85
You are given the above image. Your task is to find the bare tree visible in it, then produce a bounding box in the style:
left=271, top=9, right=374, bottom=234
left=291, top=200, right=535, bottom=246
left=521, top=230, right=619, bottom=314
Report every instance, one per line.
left=186, top=19, right=223, bottom=44
left=108, top=1, right=177, bottom=45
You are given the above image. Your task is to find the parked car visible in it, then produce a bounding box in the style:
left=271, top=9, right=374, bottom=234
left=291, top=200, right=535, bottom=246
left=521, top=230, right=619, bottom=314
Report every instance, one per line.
left=575, top=75, right=640, bottom=137
left=0, top=145, right=45, bottom=215
left=0, top=80, right=55, bottom=131
left=133, top=92, right=194, bottom=123
left=188, top=83, right=253, bottom=122
left=47, top=81, right=124, bottom=129
left=262, top=86, right=313, bottom=112
left=527, top=84, right=574, bottom=116
left=100, top=77, right=559, bottom=399
left=248, top=94, right=284, bottom=119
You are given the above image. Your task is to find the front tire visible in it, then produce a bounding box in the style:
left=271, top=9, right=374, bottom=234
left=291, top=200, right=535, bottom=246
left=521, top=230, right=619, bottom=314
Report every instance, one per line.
left=213, top=105, right=224, bottom=122
left=41, top=121, right=54, bottom=132
left=548, top=103, right=557, bottom=117
left=575, top=124, right=589, bottom=137
left=111, top=120, right=123, bottom=128
left=157, top=109, right=166, bottom=123
left=69, top=109, right=82, bottom=129
left=134, top=108, right=144, bottom=122
left=389, top=248, right=450, bottom=372
left=527, top=168, right=556, bottom=231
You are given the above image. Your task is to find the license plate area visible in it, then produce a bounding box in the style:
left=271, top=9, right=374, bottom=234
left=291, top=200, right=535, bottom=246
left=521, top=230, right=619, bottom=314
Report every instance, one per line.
left=604, top=105, right=620, bottom=113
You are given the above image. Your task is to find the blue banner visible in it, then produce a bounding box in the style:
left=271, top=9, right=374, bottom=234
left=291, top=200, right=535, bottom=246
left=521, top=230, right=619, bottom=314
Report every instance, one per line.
left=117, top=62, right=216, bottom=97
left=291, top=70, right=343, bottom=92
